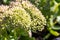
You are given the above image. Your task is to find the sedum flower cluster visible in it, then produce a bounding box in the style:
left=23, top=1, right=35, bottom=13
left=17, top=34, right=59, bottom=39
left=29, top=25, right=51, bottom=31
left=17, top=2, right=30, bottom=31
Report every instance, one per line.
left=0, top=6, right=31, bottom=31
left=0, top=4, right=31, bottom=39
left=21, top=1, right=46, bottom=32
left=0, top=0, right=46, bottom=34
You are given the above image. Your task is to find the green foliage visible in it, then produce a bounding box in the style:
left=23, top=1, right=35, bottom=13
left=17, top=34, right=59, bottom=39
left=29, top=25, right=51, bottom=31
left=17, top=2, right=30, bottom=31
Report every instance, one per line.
left=20, top=36, right=35, bottom=40
left=55, top=0, right=60, bottom=3
left=3, top=0, right=10, bottom=4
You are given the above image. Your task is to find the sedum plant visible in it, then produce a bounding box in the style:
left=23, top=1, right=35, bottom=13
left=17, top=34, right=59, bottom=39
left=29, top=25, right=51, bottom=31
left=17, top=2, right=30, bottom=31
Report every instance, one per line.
left=0, top=0, right=46, bottom=40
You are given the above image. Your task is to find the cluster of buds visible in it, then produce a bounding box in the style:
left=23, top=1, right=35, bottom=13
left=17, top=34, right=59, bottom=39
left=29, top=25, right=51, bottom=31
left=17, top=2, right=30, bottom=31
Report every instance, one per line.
left=21, top=1, right=46, bottom=32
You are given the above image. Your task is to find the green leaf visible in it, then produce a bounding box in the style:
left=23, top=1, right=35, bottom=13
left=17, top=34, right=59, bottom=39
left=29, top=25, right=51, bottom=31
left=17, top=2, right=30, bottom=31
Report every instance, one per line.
left=52, top=25, right=60, bottom=30
left=20, top=36, right=35, bottom=40
left=55, top=0, right=60, bottom=3
left=49, top=29, right=59, bottom=36
left=3, top=0, right=10, bottom=4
